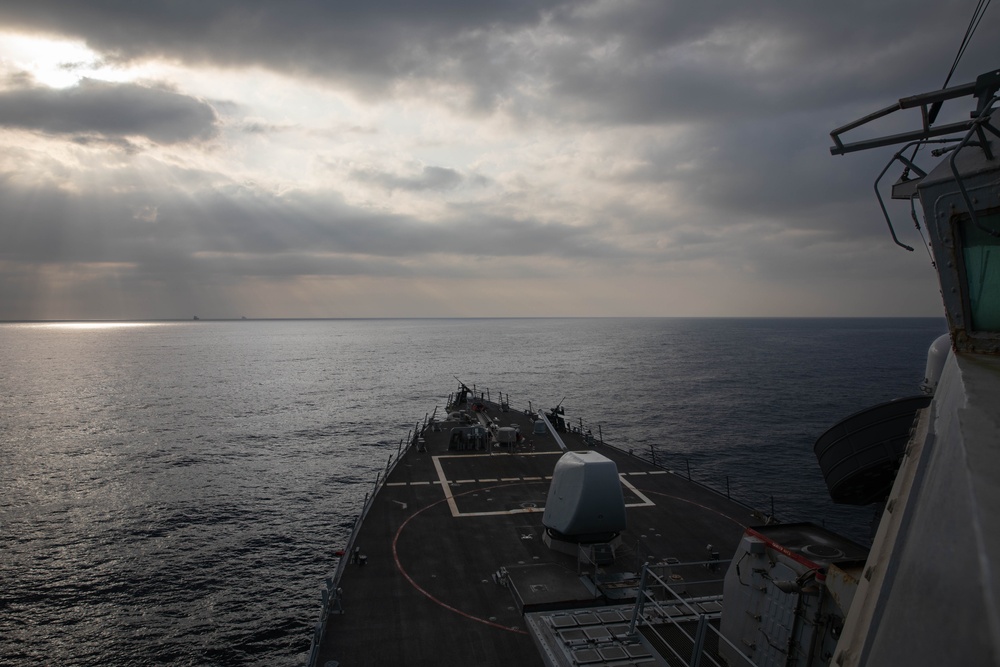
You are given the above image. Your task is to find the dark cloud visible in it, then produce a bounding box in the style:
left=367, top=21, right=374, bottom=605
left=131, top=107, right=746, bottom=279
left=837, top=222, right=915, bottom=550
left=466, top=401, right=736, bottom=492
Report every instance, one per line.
left=0, top=78, right=218, bottom=144
left=350, top=165, right=464, bottom=192
left=0, top=2, right=558, bottom=99
left=0, top=160, right=615, bottom=277
left=544, top=2, right=999, bottom=126
left=2, top=1, right=993, bottom=124
left=644, top=113, right=893, bottom=223
left=69, top=134, right=142, bottom=152
left=239, top=120, right=298, bottom=135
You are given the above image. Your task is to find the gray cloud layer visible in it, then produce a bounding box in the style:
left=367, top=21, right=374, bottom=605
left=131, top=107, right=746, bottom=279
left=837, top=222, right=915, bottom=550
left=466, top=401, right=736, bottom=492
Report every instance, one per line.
left=2, top=1, right=993, bottom=119
left=0, top=167, right=612, bottom=270
left=0, top=1, right=995, bottom=318
left=0, top=78, right=218, bottom=144
left=351, top=166, right=465, bottom=192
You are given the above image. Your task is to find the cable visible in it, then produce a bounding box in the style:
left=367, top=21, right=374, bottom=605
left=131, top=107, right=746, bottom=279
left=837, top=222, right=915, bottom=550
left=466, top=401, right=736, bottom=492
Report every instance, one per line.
left=905, top=0, right=992, bottom=168
left=734, top=551, right=750, bottom=586
left=944, top=0, right=991, bottom=89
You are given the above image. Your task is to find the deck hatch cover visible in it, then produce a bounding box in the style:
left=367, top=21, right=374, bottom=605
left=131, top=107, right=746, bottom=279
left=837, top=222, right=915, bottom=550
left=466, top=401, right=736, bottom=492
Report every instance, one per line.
left=599, top=646, right=629, bottom=661
left=571, top=648, right=602, bottom=664
left=626, top=643, right=652, bottom=658
left=597, top=609, right=625, bottom=623
left=550, top=615, right=577, bottom=628
left=584, top=626, right=611, bottom=640
left=558, top=628, right=588, bottom=643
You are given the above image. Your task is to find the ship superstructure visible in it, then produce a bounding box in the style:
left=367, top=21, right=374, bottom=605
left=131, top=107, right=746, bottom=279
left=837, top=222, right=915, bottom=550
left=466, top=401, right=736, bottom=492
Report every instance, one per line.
left=824, top=69, right=1000, bottom=667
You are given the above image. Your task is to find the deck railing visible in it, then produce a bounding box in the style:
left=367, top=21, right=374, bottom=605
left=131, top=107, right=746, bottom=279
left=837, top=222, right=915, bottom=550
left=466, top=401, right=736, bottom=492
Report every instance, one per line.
left=304, top=408, right=436, bottom=667
left=629, top=561, right=759, bottom=667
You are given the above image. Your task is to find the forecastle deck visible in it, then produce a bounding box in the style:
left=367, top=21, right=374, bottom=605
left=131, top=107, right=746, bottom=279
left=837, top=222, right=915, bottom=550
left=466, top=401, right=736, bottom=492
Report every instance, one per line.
left=311, top=393, right=758, bottom=666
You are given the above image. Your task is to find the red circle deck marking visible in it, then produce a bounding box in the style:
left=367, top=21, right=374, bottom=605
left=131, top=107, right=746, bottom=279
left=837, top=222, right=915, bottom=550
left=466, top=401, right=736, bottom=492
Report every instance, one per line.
left=392, top=483, right=544, bottom=635
left=392, top=480, right=745, bottom=632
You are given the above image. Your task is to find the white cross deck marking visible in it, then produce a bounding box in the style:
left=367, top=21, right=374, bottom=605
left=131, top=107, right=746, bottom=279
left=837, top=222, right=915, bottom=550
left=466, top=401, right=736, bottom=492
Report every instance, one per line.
left=428, top=453, right=657, bottom=518
left=619, top=475, right=655, bottom=507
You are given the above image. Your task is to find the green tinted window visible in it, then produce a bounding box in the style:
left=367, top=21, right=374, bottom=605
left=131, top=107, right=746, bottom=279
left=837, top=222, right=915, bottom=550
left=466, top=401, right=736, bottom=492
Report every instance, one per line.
left=961, top=212, right=1000, bottom=332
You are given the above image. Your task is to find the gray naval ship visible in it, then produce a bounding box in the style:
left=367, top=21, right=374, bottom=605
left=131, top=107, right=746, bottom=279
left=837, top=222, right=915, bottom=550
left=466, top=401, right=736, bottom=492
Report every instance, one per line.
left=306, top=70, right=1000, bottom=667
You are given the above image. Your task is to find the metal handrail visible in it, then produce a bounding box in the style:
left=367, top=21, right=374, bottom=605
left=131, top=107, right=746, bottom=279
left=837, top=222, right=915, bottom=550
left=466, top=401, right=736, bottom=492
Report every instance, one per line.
left=871, top=138, right=960, bottom=251
left=628, top=562, right=758, bottom=667
left=830, top=69, right=1000, bottom=156
left=948, top=95, right=1000, bottom=238
left=305, top=415, right=432, bottom=667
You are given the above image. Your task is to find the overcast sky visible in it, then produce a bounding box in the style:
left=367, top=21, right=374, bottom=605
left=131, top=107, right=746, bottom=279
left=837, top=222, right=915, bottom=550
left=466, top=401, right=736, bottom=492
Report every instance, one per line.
left=0, top=1, right=996, bottom=319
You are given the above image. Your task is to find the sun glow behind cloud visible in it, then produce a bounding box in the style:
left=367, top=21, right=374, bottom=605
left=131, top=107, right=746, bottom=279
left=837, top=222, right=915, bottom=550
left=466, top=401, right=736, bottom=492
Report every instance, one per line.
left=0, top=32, right=138, bottom=88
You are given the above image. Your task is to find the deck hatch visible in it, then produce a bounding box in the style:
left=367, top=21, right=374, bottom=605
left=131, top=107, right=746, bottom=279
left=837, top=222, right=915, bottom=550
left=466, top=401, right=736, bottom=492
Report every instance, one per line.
left=597, top=609, right=624, bottom=623
left=550, top=615, right=578, bottom=628
left=584, top=626, right=611, bottom=640
left=598, top=646, right=628, bottom=661
left=625, top=643, right=652, bottom=659
left=570, top=648, right=602, bottom=664
left=558, top=628, right=588, bottom=643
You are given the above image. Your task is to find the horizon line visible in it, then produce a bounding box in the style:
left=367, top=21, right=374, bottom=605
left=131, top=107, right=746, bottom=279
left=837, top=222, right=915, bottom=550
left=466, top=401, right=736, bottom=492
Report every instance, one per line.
left=1, top=315, right=948, bottom=323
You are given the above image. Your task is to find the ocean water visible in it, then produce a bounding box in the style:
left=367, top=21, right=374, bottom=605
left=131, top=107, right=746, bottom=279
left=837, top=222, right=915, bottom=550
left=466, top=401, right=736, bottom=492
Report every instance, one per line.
left=0, top=317, right=944, bottom=666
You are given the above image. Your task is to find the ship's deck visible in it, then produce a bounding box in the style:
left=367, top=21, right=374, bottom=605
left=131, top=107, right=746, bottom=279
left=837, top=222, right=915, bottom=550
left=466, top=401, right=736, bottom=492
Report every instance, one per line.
left=314, top=398, right=756, bottom=666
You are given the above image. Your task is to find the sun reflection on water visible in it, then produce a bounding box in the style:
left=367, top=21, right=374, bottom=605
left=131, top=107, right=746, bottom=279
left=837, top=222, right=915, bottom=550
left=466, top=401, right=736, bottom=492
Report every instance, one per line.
left=26, top=322, right=168, bottom=330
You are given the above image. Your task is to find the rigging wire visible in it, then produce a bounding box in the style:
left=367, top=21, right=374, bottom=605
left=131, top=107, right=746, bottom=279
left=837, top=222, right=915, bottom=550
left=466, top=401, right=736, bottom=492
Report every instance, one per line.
left=897, top=0, right=991, bottom=257
left=943, top=0, right=992, bottom=89
left=905, top=0, right=991, bottom=169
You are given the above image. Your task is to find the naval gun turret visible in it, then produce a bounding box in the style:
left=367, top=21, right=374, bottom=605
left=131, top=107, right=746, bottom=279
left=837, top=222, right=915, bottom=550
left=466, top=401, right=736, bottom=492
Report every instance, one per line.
left=541, top=451, right=627, bottom=562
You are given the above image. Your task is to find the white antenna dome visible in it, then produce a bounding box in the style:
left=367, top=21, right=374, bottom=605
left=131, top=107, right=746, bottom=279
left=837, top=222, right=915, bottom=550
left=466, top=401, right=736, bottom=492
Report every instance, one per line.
left=920, top=333, right=951, bottom=395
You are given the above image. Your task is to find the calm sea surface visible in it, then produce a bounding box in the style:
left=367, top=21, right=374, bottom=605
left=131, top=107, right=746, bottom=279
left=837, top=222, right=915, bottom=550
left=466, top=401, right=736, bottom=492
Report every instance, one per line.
left=0, top=317, right=944, bottom=665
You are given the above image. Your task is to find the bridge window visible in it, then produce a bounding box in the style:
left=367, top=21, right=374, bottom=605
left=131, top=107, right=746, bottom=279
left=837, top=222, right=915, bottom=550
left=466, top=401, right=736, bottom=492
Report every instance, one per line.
left=960, top=211, right=1000, bottom=332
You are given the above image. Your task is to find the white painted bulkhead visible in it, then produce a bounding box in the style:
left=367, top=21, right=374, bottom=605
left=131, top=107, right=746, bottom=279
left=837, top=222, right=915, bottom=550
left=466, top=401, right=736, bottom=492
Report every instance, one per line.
left=834, top=350, right=1000, bottom=666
